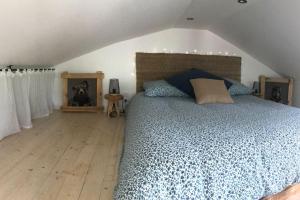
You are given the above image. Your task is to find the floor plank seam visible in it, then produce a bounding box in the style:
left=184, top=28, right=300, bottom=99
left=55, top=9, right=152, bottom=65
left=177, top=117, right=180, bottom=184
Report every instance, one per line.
left=0, top=113, right=124, bottom=200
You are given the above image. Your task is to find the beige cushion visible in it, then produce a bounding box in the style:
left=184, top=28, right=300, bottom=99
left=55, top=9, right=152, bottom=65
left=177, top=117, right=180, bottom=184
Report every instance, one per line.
left=190, top=78, right=234, bottom=104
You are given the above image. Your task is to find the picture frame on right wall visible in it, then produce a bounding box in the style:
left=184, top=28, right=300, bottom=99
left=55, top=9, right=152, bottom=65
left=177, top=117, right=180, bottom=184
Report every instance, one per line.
left=259, top=75, right=293, bottom=106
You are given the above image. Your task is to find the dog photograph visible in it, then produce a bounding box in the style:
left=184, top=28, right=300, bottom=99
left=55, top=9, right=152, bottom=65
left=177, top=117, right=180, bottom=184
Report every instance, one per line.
left=67, top=79, right=97, bottom=107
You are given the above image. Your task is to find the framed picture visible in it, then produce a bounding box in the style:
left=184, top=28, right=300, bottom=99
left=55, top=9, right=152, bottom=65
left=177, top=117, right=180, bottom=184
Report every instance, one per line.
left=61, top=71, right=104, bottom=112
left=259, top=75, right=293, bottom=105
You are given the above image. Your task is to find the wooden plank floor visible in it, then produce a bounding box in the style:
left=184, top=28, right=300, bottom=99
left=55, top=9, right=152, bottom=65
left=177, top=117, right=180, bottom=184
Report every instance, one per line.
left=0, top=111, right=124, bottom=200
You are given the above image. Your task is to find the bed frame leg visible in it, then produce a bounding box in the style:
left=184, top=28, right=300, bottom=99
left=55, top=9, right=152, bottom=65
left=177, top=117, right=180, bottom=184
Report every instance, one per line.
left=261, top=184, right=300, bottom=200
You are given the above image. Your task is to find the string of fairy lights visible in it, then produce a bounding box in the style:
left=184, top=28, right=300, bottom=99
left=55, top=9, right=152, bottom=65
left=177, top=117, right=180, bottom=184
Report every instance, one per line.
left=140, top=49, right=238, bottom=56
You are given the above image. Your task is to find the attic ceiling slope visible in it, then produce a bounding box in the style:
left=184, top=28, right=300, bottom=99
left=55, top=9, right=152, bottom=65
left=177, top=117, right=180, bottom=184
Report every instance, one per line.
left=208, top=0, right=300, bottom=79
left=1, top=0, right=298, bottom=77
left=0, top=0, right=191, bottom=65
left=175, top=0, right=258, bottom=29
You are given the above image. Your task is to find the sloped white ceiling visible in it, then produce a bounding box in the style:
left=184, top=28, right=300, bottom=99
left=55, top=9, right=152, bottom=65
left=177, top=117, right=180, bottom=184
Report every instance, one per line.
left=0, top=0, right=256, bottom=66
left=0, top=0, right=299, bottom=80
left=175, top=0, right=258, bottom=29
left=207, top=0, right=300, bottom=79
left=0, top=0, right=191, bottom=65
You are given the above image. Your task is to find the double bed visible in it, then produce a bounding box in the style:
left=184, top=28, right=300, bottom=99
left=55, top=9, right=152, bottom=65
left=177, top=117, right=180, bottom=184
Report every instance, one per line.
left=114, top=53, right=300, bottom=199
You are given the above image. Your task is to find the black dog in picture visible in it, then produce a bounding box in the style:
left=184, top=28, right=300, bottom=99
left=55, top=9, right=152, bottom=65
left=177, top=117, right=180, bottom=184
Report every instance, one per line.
left=72, top=81, right=91, bottom=106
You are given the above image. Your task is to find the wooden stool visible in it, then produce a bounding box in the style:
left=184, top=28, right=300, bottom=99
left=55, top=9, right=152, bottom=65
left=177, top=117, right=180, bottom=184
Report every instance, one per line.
left=104, top=94, right=123, bottom=117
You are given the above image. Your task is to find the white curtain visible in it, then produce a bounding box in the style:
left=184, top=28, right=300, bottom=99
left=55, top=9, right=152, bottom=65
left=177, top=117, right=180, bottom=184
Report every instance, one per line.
left=29, top=70, right=56, bottom=119
left=0, top=69, right=56, bottom=140
left=0, top=71, right=20, bottom=140
left=29, top=71, right=49, bottom=119
left=46, top=71, right=55, bottom=113
left=12, top=71, right=32, bottom=129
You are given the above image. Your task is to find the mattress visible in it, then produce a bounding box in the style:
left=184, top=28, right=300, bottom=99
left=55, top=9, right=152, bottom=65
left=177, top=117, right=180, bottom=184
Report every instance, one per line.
left=114, top=93, right=300, bottom=199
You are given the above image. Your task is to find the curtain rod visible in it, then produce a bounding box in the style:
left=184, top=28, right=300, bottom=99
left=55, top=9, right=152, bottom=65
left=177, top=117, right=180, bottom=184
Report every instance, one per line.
left=0, top=65, right=55, bottom=72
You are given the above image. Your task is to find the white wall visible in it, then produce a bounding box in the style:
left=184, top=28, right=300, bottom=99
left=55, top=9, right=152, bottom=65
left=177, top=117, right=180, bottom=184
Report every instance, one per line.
left=54, top=28, right=278, bottom=108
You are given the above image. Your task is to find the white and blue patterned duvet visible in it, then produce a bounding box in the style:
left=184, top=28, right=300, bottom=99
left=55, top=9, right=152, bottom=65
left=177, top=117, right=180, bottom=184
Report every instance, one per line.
left=114, top=94, right=300, bottom=200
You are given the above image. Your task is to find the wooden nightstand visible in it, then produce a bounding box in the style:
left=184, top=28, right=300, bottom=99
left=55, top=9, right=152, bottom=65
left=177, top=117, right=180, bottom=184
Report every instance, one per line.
left=104, top=94, right=123, bottom=117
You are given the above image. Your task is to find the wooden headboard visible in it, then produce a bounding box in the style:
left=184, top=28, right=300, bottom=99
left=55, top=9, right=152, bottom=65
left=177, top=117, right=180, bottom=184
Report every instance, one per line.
left=136, top=53, right=241, bottom=92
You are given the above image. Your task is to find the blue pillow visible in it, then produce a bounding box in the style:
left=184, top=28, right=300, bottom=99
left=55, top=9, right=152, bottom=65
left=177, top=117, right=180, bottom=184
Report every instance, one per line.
left=227, top=79, right=253, bottom=96
left=143, top=80, right=188, bottom=97
left=166, top=69, right=232, bottom=97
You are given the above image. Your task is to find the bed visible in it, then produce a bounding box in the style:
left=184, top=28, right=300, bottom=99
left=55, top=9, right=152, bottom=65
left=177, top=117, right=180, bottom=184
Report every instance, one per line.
left=114, top=53, right=300, bottom=199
